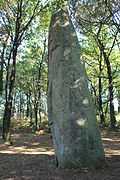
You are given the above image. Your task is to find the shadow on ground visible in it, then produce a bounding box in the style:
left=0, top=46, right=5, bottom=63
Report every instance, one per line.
left=0, top=128, right=120, bottom=180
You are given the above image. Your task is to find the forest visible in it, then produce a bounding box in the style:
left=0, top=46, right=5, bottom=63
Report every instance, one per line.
left=0, top=0, right=120, bottom=179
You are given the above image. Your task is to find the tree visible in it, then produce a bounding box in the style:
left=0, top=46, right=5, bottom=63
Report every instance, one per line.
left=1, top=0, right=49, bottom=143
left=81, top=36, right=105, bottom=123
left=14, top=24, right=48, bottom=130
left=0, top=30, right=9, bottom=95
left=70, top=0, right=120, bottom=128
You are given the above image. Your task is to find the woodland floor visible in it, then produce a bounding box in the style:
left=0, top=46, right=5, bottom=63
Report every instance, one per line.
left=0, top=126, right=120, bottom=180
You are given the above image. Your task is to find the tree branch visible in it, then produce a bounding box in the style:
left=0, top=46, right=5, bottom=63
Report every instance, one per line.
left=108, top=30, right=119, bottom=58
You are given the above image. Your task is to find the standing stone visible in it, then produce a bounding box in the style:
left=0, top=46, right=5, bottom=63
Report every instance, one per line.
left=48, top=9, right=105, bottom=169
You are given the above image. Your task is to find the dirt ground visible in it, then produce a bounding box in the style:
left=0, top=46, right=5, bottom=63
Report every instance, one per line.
left=0, top=127, right=120, bottom=180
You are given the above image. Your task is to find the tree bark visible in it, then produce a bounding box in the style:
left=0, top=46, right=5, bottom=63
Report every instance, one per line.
left=0, top=43, right=5, bottom=94
left=12, top=92, right=16, bottom=116
left=98, top=51, right=105, bottom=124
left=20, top=90, right=24, bottom=119
left=34, top=95, right=38, bottom=131
left=3, top=46, right=17, bottom=143
left=0, top=34, right=9, bottom=94
left=37, top=38, right=46, bottom=128
left=98, top=39, right=116, bottom=128
left=26, top=93, right=30, bottom=117
left=30, top=98, right=33, bottom=125
left=90, top=81, right=98, bottom=111
left=2, top=49, right=12, bottom=140
left=29, top=91, right=33, bottom=125
left=2, top=101, right=12, bottom=143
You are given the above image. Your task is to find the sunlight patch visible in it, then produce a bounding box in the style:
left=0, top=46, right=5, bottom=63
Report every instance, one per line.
left=102, top=138, right=120, bottom=142
left=0, top=150, right=54, bottom=155
left=76, top=118, right=87, bottom=126
left=105, top=149, right=120, bottom=157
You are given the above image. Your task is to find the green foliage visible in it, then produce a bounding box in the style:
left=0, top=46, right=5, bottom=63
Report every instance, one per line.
left=11, top=116, right=31, bottom=130
left=70, top=0, right=120, bottom=126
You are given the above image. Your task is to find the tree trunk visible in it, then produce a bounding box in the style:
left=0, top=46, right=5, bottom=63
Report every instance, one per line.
left=37, top=38, right=46, bottom=129
left=105, top=101, right=109, bottom=118
left=98, top=52, right=105, bottom=124
left=39, top=103, right=42, bottom=130
left=30, top=98, right=33, bottom=125
left=90, top=81, right=98, bottom=112
left=12, top=92, right=16, bottom=116
left=26, top=93, right=30, bottom=117
left=3, top=63, right=15, bottom=143
left=39, top=105, right=42, bottom=123
left=35, top=108, right=38, bottom=130
left=2, top=100, right=12, bottom=144
left=34, top=95, right=38, bottom=130
left=29, top=91, right=33, bottom=125
left=3, top=45, right=17, bottom=143
left=0, top=34, right=9, bottom=94
left=34, top=103, right=38, bottom=130
left=98, top=39, right=116, bottom=128
left=2, top=49, right=12, bottom=141
left=0, top=44, right=5, bottom=94
left=20, top=90, right=24, bottom=119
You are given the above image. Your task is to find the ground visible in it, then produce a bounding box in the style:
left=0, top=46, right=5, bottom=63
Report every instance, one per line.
left=0, top=126, right=120, bottom=180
